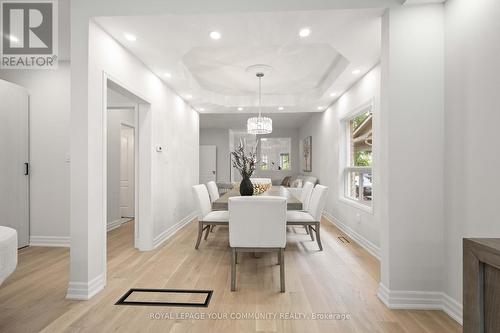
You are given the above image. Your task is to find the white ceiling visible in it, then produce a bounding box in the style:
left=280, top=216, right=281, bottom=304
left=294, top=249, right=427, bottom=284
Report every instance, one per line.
left=200, top=113, right=313, bottom=129
left=95, top=9, right=382, bottom=114
left=183, top=44, right=341, bottom=95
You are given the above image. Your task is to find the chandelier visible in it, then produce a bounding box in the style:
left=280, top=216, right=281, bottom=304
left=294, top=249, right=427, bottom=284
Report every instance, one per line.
left=247, top=72, right=272, bottom=135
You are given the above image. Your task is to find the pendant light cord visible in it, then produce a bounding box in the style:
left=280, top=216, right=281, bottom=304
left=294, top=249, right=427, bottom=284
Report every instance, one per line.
left=258, top=75, right=262, bottom=118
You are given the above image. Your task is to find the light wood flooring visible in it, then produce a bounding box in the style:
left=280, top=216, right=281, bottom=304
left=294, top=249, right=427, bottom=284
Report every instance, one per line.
left=0, top=219, right=462, bottom=332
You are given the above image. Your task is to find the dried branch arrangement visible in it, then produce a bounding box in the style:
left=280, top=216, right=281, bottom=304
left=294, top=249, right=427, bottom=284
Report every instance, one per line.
left=231, top=140, right=258, bottom=178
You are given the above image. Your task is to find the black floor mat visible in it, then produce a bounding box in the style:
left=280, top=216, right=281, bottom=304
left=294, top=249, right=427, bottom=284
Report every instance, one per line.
left=115, top=288, right=213, bottom=307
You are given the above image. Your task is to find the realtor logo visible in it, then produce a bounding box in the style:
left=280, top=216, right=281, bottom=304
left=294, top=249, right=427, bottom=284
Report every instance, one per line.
left=1, top=0, right=58, bottom=69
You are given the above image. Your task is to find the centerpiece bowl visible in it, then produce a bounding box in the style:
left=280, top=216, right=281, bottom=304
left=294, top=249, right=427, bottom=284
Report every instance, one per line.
left=251, top=178, right=272, bottom=195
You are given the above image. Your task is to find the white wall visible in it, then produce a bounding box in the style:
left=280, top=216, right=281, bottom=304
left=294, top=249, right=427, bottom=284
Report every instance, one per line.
left=68, top=20, right=199, bottom=299
left=379, top=0, right=445, bottom=296
left=444, top=0, right=500, bottom=307
left=299, top=65, right=381, bottom=257
left=296, top=2, right=498, bottom=323
left=106, top=108, right=135, bottom=225
left=0, top=63, right=71, bottom=244
left=200, top=127, right=301, bottom=184
left=199, top=129, right=230, bottom=182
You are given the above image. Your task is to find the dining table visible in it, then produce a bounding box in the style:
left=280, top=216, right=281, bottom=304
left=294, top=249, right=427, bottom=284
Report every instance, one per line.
left=212, top=185, right=302, bottom=211
left=206, top=185, right=324, bottom=253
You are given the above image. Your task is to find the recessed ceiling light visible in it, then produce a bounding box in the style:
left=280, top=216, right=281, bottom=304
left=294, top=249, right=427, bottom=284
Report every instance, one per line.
left=278, top=106, right=284, bottom=111
left=209, top=31, right=221, bottom=40
left=352, top=69, right=361, bottom=75
left=237, top=107, right=244, bottom=111
left=330, top=92, right=338, bottom=97
left=163, top=72, right=172, bottom=78
left=299, top=28, right=311, bottom=38
left=124, top=33, right=137, bottom=42
left=185, top=94, right=192, bottom=99
left=317, top=106, right=324, bottom=111
left=199, top=107, right=205, bottom=112
left=9, top=35, right=19, bottom=42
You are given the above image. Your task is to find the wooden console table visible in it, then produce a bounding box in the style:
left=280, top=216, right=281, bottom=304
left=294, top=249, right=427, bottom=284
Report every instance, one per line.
left=463, top=238, right=500, bottom=332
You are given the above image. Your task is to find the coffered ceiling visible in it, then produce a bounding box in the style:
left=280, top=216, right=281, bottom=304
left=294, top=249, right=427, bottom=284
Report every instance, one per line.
left=95, top=9, right=382, bottom=114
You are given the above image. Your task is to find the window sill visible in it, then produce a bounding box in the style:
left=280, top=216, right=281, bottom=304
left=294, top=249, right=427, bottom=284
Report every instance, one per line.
left=339, top=197, right=374, bottom=214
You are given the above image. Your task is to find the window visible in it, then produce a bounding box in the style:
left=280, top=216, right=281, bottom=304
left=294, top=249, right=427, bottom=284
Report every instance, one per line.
left=279, top=153, right=290, bottom=170
left=342, top=104, right=373, bottom=208
left=259, top=138, right=291, bottom=171
left=261, top=155, right=269, bottom=170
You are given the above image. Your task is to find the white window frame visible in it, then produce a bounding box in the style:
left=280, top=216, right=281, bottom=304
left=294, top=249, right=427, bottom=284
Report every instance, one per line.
left=279, top=153, right=290, bottom=170
left=339, top=99, right=374, bottom=213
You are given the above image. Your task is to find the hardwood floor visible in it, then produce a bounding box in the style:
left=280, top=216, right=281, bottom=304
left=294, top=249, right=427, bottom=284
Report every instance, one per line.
left=0, top=219, right=462, bottom=333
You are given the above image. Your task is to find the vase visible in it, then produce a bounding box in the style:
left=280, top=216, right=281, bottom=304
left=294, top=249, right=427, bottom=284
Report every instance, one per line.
left=239, top=176, right=254, bottom=196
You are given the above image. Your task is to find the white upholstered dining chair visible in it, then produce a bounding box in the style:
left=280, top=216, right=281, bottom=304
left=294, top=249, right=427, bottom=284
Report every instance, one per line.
left=286, top=185, right=329, bottom=251
left=298, top=181, right=314, bottom=234
left=206, top=181, right=220, bottom=202
left=299, top=181, right=314, bottom=211
left=192, top=184, right=228, bottom=249
left=229, top=196, right=287, bottom=292
left=206, top=181, right=221, bottom=233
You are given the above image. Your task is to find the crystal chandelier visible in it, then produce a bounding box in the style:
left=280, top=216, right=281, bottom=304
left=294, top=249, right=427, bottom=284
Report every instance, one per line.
left=247, top=72, right=272, bottom=135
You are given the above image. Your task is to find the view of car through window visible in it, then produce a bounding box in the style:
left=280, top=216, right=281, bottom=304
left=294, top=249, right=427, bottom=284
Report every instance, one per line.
left=346, top=110, right=373, bottom=204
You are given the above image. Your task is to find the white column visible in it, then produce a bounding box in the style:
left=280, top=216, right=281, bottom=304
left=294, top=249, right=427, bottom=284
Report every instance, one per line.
left=67, top=11, right=106, bottom=300
left=379, top=3, right=445, bottom=303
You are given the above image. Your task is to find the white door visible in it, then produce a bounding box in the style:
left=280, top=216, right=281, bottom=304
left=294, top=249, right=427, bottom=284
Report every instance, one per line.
left=199, top=145, right=216, bottom=184
left=0, top=80, right=29, bottom=248
left=120, top=125, right=135, bottom=218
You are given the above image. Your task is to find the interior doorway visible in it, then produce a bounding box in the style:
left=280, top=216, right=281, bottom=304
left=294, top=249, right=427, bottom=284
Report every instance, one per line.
left=106, top=104, right=136, bottom=235
left=199, top=145, right=217, bottom=184
left=101, top=75, right=154, bottom=289
left=105, top=78, right=146, bottom=253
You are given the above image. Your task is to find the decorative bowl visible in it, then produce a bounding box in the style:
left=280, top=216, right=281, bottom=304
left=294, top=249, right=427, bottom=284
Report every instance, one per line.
left=251, top=178, right=272, bottom=195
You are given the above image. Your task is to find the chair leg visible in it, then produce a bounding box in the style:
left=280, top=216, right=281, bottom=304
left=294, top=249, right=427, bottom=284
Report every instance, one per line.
left=315, top=222, right=323, bottom=251
left=277, top=251, right=281, bottom=265
left=309, top=225, right=315, bottom=241
left=204, top=224, right=210, bottom=240
left=195, top=221, right=203, bottom=249
left=279, top=248, right=285, bottom=293
left=210, top=225, right=216, bottom=232
left=305, top=225, right=309, bottom=234
left=231, top=248, right=236, bottom=291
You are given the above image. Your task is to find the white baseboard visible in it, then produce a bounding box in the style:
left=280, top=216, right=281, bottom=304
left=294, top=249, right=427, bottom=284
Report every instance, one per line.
left=323, top=212, right=462, bottom=324
left=153, top=211, right=197, bottom=249
left=378, top=283, right=463, bottom=325
left=30, top=235, right=70, bottom=247
left=66, top=273, right=105, bottom=300
left=442, top=293, right=463, bottom=325
left=322, top=211, right=380, bottom=260
left=107, top=217, right=132, bottom=232
left=377, top=283, right=443, bottom=309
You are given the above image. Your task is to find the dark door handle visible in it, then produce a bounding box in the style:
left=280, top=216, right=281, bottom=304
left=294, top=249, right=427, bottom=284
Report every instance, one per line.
left=24, top=162, right=29, bottom=176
